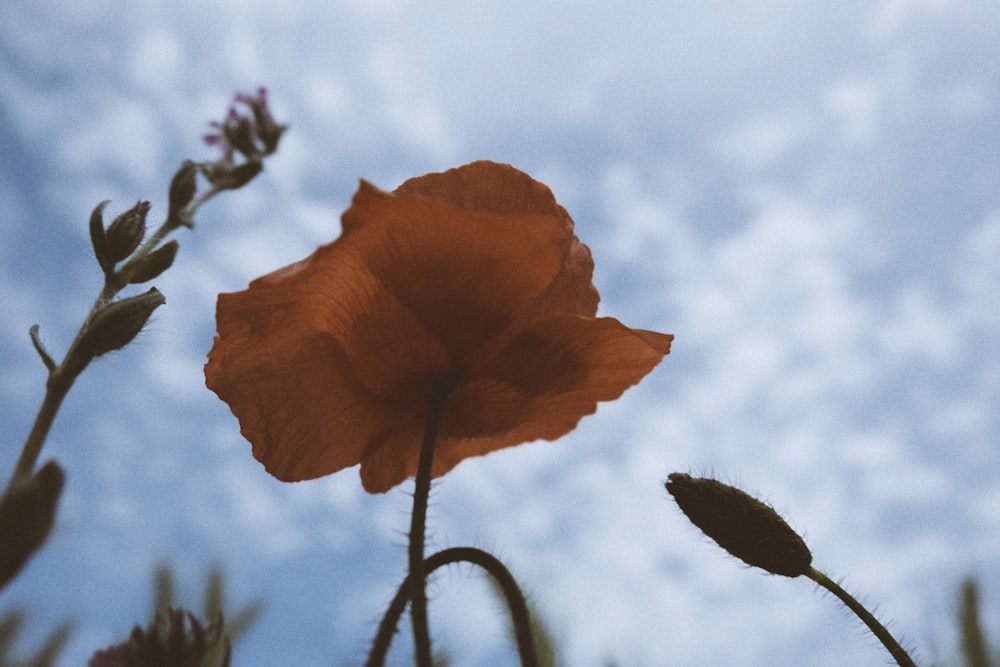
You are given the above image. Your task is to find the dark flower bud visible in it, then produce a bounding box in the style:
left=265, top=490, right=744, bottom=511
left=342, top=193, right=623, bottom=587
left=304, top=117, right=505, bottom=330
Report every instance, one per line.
left=665, top=473, right=812, bottom=577
left=167, top=161, right=198, bottom=229
left=242, top=88, right=286, bottom=155
left=106, top=201, right=150, bottom=263
left=80, top=288, right=165, bottom=359
left=225, top=114, right=261, bottom=160
left=201, top=160, right=263, bottom=191
left=89, top=608, right=231, bottom=667
left=129, top=241, right=178, bottom=284
left=89, top=200, right=115, bottom=276
left=258, top=117, right=286, bottom=156
left=0, top=461, right=65, bottom=590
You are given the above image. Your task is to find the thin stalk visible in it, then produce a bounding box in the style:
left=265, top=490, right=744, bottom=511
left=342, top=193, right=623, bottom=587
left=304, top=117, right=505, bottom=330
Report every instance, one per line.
left=807, top=567, right=917, bottom=667
left=7, top=189, right=222, bottom=490
left=408, top=385, right=450, bottom=667
left=7, top=369, right=76, bottom=488
left=366, top=547, right=539, bottom=667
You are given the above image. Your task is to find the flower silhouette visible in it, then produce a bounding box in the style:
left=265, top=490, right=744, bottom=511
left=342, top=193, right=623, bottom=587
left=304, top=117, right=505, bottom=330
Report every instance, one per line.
left=205, top=161, right=672, bottom=493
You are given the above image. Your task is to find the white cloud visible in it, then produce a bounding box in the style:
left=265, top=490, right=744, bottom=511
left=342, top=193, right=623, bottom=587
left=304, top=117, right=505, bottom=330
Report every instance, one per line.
left=1, top=1, right=998, bottom=665
left=715, top=113, right=815, bottom=169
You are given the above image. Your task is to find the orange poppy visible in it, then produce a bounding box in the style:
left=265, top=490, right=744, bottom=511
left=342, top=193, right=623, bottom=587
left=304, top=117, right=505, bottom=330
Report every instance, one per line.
left=205, top=161, right=672, bottom=493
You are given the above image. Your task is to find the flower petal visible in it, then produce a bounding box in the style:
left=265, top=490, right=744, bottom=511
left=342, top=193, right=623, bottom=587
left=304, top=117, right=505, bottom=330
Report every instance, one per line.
left=340, top=179, right=584, bottom=366
left=392, top=161, right=599, bottom=317
left=206, top=293, right=399, bottom=482
left=358, top=314, right=672, bottom=492
left=206, top=243, right=445, bottom=481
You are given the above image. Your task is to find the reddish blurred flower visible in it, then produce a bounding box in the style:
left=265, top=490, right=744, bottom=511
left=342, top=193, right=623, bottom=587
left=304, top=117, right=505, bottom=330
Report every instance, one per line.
left=205, top=161, right=672, bottom=493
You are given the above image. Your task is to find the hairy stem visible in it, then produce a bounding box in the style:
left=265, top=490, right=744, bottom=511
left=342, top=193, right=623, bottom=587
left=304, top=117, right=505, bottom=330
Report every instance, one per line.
left=7, top=189, right=225, bottom=490
left=807, top=567, right=917, bottom=667
left=366, top=547, right=539, bottom=667
left=408, top=385, right=449, bottom=667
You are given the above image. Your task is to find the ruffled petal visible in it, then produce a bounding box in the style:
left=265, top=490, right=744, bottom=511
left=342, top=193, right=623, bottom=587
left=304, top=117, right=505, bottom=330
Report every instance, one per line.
left=340, top=180, right=580, bottom=366
left=206, top=290, right=401, bottom=482
left=357, top=314, right=672, bottom=492
left=393, top=161, right=599, bottom=317
left=205, top=239, right=447, bottom=481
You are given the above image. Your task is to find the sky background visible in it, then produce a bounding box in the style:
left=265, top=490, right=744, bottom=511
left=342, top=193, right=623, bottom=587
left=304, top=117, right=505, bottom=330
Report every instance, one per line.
left=2, top=1, right=999, bottom=665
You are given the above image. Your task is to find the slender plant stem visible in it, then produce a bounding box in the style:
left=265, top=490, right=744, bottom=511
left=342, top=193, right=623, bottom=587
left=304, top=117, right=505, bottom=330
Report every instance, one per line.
left=807, top=567, right=917, bottom=667
left=408, top=385, right=450, bottom=667
left=6, top=189, right=225, bottom=491
left=366, top=547, right=539, bottom=667
left=7, top=370, right=75, bottom=489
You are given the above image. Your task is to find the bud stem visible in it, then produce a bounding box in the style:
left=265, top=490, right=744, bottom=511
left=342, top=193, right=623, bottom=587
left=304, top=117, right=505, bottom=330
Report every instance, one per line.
left=10, top=91, right=283, bottom=492
left=806, top=567, right=917, bottom=667
left=7, top=365, right=76, bottom=489
left=9, top=184, right=223, bottom=490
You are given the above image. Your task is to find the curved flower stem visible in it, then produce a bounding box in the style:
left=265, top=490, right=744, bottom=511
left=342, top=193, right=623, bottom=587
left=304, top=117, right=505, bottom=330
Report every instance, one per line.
left=807, top=567, right=917, bottom=667
left=408, top=385, right=450, bottom=667
left=366, top=547, right=539, bottom=667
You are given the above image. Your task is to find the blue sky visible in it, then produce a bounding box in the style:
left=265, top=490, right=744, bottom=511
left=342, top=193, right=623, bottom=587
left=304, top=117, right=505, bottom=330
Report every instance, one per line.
left=2, top=1, right=998, bottom=665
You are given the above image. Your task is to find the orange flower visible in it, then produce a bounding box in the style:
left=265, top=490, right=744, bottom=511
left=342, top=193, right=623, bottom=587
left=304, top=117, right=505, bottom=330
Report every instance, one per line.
left=205, top=161, right=672, bottom=493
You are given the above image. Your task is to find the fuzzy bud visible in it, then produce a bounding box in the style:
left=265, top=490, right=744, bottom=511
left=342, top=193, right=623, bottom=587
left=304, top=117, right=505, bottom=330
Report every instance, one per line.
left=129, top=241, right=178, bottom=284
left=666, top=473, right=812, bottom=577
left=201, top=160, right=263, bottom=191
left=80, top=288, right=165, bottom=359
left=106, top=201, right=150, bottom=263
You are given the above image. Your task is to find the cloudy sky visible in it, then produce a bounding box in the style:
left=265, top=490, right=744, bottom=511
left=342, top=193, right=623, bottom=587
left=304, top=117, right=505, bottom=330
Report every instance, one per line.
left=2, top=1, right=998, bottom=665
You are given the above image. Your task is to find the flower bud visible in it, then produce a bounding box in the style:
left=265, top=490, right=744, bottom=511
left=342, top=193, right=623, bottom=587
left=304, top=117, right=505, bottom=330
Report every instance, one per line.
left=202, top=160, right=263, bottom=191
left=167, top=161, right=198, bottom=229
left=0, top=461, right=65, bottom=590
left=226, top=114, right=261, bottom=160
left=129, top=241, right=178, bottom=284
left=81, top=288, right=166, bottom=359
left=106, top=201, right=150, bottom=263
left=89, top=200, right=114, bottom=276
left=665, top=473, right=812, bottom=577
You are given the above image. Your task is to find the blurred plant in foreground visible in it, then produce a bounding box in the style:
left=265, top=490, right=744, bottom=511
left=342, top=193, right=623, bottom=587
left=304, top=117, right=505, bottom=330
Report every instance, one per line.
left=953, top=577, right=997, bottom=667
left=87, top=564, right=263, bottom=667
left=0, top=608, right=71, bottom=667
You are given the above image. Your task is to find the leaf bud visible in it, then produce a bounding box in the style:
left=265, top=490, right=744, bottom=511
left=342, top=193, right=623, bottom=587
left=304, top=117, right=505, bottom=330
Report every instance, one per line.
left=666, top=473, right=812, bottom=577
